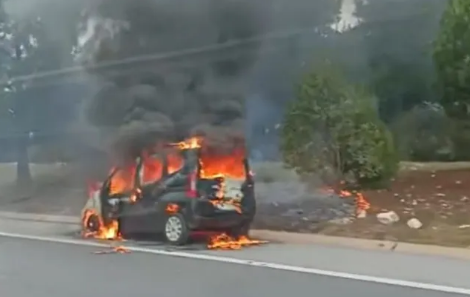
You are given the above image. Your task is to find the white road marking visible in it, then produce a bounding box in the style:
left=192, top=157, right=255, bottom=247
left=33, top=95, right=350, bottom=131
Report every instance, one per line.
left=0, top=231, right=469, bottom=295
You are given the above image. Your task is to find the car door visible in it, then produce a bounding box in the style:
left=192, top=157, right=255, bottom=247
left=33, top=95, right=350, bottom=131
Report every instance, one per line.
left=99, top=166, right=136, bottom=223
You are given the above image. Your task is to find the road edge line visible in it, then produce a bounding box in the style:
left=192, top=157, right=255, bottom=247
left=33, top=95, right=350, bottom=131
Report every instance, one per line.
left=0, top=230, right=469, bottom=295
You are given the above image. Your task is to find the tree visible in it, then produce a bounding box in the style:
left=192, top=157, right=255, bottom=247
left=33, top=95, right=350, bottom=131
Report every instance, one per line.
left=0, top=0, right=33, bottom=187
left=433, top=0, right=470, bottom=119
left=433, top=0, right=470, bottom=160
left=352, top=0, right=446, bottom=121
left=281, top=63, right=398, bottom=188
left=0, top=0, right=71, bottom=188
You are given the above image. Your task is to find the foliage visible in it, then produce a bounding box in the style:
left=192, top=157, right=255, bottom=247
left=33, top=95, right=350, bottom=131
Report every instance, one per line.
left=281, top=64, right=398, bottom=188
left=433, top=0, right=470, bottom=119
left=353, top=0, right=445, bottom=121
left=391, top=102, right=454, bottom=161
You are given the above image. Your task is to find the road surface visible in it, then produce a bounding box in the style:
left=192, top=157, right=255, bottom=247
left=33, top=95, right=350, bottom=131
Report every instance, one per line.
left=0, top=236, right=465, bottom=297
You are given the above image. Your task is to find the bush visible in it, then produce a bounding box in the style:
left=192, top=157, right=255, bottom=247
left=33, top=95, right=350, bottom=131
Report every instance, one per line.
left=450, top=119, right=470, bottom=161
left=280, top=64, right=398, bottom=188
left=391, top=102, right=455, bottom=161
left=433, top=0, right=470, bottom=119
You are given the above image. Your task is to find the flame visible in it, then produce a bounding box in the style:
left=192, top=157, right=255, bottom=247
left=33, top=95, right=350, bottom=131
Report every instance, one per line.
left=338, top=190, right=371, bottom=215
left=94, top=246, right=130, bottom=254
left=82, top=210, right=121, bottom=240
left=109, top=165, right=136, bottom=196
left=199, top=145, right=246, bottom=180
left=108, top=151, right=184, bottom=197
left=107, top=137, right=246, bottom=198
left=207, top=233, right=267, bottom=250
left=172, top=137, right=202, bottom=149
left=165, top=203, right=179, bottom=214
left=130, top=187, right=142, bottom=202
left=167, top=152, right=184, bottom=174
left=208, top=198, right=242, bottom=213
left=321, top=187, right=371, bottom=215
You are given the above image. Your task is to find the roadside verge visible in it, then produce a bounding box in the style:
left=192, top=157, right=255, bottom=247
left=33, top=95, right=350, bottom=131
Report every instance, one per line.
left=1, top=210, right=470, bottom=260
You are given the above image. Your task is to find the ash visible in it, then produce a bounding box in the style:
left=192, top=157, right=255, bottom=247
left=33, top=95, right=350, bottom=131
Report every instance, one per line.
left=255, top=181, right=355, bottom=225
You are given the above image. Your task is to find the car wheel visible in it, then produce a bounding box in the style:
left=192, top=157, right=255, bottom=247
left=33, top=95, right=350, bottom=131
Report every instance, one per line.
left=164, top=213, right=189, bottom=245
left=82, top=212, right=102, bottom=236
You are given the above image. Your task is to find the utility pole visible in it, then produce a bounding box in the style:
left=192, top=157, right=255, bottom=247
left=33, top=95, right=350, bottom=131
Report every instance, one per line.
left=13, top=38, right=32, bottom=189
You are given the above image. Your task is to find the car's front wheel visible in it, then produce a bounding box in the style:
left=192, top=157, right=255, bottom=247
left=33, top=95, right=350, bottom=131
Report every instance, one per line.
left=164, top=213, right=190, bottom=246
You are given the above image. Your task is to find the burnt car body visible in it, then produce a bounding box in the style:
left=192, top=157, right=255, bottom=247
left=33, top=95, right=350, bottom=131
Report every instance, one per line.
left=81, top=147, right=256, bottom=245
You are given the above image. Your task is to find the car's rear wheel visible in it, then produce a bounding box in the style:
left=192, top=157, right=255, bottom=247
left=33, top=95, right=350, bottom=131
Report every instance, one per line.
left=164, top=213, right=189, bottom=245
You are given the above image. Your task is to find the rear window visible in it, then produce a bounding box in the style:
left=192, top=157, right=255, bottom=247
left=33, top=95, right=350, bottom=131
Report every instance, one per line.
left=199, top=147, right=246, bottom=180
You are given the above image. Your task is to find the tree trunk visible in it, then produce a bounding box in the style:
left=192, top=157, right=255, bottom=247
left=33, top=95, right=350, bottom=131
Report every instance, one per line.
left=16, top=132, right=32, bottom=189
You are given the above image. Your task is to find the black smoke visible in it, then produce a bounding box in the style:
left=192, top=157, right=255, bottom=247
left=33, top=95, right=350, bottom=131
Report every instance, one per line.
left=77, top=0, right=267, bottom=162
left=75, top=0, right=342, bottom=163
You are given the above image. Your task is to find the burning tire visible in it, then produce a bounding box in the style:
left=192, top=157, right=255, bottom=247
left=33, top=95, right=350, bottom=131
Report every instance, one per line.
left=164, top=213, right=189, bottom=245
left=82, top=211, right=103, bottom=237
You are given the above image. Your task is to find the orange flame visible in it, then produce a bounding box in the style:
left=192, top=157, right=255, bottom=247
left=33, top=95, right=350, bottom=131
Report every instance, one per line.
left=165, top=203, right=179, bottom=214
left=94, top=246, right=130, bottom=254
left=172, top=137, right=202, bottom=149
left=109, top=165, right=136, bottom=196
left=82, top=210, right=121, bottom=240
left=338, top=190, right=370, bottom=213
left=320, top=187, right=371, bottom=215
left=207, top=233, right=267, bottom=250
left=199, top=145, right=246, bottom=180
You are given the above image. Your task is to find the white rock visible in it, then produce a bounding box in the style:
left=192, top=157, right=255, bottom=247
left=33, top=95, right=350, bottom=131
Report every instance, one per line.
left=407, top=218, right=423, bottom=229
left=329, top=217, right=353, bottom=225
left=376, top=211, right=399, bottom=225
left=357, top=209, right=367, bottom=218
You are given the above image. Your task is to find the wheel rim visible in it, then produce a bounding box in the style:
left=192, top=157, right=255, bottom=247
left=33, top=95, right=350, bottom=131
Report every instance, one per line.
left=165, top=216, right=183, bottom=242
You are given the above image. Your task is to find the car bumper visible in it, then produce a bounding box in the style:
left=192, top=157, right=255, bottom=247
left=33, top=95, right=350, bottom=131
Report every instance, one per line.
left=185, top=200, right=254, bottom=230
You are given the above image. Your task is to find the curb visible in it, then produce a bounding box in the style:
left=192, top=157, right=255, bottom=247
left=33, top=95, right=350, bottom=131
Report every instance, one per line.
left=1, top=211, right=470, bottom=260
left=0, top=211, right=79, bottom=224
left=249, top=230, right=470, bottom=260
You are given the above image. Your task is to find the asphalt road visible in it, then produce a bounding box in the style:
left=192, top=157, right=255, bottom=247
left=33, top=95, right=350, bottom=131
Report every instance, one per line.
left=0, top=236, right=465, bottom=297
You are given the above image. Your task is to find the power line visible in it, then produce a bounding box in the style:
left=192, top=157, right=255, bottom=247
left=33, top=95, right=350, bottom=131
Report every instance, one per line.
left=0, top=7, right=442, bottom=88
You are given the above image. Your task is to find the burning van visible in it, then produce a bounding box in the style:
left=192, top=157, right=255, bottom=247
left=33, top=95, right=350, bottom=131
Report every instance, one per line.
left=81, top=137, right=256, bottom=245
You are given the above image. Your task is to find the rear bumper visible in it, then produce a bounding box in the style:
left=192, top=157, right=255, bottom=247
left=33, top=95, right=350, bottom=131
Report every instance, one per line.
left=185, top=200, right=255, bottom=231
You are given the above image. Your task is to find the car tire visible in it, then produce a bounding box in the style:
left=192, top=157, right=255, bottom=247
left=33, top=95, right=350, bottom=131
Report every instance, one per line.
left=82, top=212, right=102, bottom=236
left=163, top=213, right=190, bottom=246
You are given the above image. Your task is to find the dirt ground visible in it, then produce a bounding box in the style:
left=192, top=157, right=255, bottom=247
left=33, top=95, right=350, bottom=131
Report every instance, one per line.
left=254, top=162, right=470, bottom=248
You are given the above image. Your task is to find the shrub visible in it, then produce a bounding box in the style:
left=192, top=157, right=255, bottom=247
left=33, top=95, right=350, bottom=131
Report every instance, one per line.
left=280, top=64, right=398, bottom=188
left=450, top=119, right=470, bottom=161
left=391, top=102, right=455, bottom=161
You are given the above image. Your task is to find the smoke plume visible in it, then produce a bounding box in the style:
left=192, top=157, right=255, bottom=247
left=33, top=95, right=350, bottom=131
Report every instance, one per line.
left=74, top=0, right=268, bottom=161
left=75, top=0, right=342, bottom=163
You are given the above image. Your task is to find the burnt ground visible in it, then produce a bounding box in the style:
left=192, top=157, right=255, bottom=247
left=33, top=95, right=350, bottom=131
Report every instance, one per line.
left=254, top=163, right=470, bottom=248
left=2, top=162, right=470, bottom=248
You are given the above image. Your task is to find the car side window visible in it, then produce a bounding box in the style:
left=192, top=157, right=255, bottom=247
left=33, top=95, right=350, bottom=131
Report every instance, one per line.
left=108, top=166, right=136, bottom=196
left=139, top=154, right=165, bottom=186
